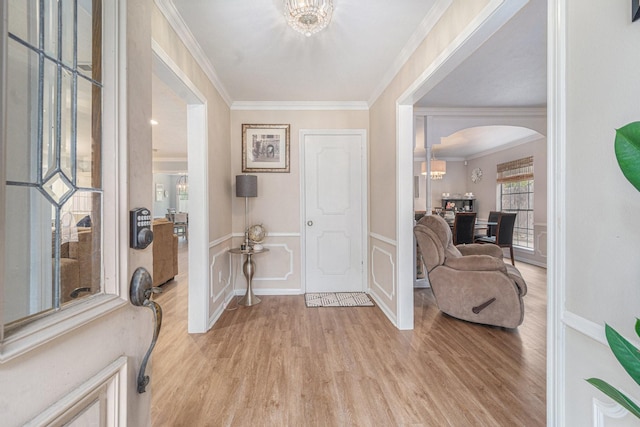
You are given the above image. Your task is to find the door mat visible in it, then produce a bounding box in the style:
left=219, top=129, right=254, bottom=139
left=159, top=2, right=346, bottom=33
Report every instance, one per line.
left=304, top=292, right=374, bottom=308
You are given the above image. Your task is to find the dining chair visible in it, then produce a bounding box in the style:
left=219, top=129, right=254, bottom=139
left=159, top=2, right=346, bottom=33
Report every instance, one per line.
left=475, top=212, right=517, bottom=265
left=474, top=210, right=500, bottom=241
left=452, top=212, right=477, bottom=245
left=173, top=212, right=189, bottom=241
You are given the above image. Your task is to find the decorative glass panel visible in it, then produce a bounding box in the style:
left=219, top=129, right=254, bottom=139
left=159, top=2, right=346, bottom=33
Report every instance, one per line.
left=77, top=0, right=99, bottom=82
left=43, top=0, right=59, bottom=59
left=43, top=172, right=74, bottom=205
left=4, top=186, right=54, bottom=324
left=76, top=76, right=101, bottom=188
left=5, top=0, right=104, bottom=327
left=60, top=67, right=74, bottom=179
left=5, top=38, right=38, bottom=183
left=8, top=0, right=39, bottom=47
left=61, top=0, right=75, bottom=67
left=42, top=58, right=58, bottom=180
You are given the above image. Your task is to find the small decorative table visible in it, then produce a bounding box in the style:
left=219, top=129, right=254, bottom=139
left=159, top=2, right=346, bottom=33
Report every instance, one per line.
left=228, top=247, right=269, bottom=306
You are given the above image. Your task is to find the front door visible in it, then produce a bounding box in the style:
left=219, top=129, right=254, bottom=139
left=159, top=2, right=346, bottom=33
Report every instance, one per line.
left=1, top=2, right=152, bottom=424
left=303, top=130, right=366, bottom=293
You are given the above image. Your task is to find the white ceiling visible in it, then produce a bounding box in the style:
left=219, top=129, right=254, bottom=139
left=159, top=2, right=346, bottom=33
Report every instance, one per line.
left=436, top=126, right=542, bottom=159
left=415, top=0, right=547, bottom=109
left=152, top=74, right=188, bottom=160
left=168, top=0, right=440, bottom=103
left=152, top=0, right=547, bottom=158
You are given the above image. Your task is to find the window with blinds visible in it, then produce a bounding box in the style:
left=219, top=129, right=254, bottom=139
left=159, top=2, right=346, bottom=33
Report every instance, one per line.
left=498, top=156, right=534, bottom=249
left=497, top=156, right=534, bottom=183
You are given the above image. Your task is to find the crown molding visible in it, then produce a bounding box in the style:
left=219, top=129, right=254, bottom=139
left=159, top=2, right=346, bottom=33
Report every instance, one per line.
left=368, top=0, right=453, bottom=107
left=414, top=107, right=547, bottom=117
left=153, top=156, right=188, bottom=162
left=154, top=0, right=233, bottom=107
left=230, top=101, right=369, bottom=111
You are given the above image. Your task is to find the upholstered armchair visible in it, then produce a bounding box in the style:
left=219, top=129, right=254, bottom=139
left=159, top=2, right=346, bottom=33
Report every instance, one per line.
left=58, top=228, right=94, bottom=303
left=414, top=215, right=527, bottom=328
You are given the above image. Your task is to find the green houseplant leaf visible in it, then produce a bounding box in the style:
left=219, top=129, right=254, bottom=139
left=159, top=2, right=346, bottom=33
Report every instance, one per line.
left=586, top=378, right=640, bottom=418
left=605, top=323, right=640, bottom=387
left=587, top=322, right=640, bottom=420
left=615, top=122, right=640, bottom=192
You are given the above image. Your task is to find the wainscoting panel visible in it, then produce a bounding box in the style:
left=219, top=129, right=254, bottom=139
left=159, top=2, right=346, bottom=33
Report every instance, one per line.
left=371, top=245, right=395, bottom=300
left=208, top=237, right=234, bottom=328
left=227, top=233, right=302, bottom=294
left=210, top=245, right=232, bottom=303
left=514, top=223, right=547, bottom=267
left=25, top=357, right=127, bottom=426
left=253, top=243, right=294, bottom=281
left=368, top=233, right=397, bottom=325
left=535, top=223, right=547, bottom=259
left=592, top=398, right=629, bottom=427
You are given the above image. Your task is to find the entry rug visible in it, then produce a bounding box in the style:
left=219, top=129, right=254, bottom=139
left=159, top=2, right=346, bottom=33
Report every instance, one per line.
left=305, top=292, right=374, bottom=308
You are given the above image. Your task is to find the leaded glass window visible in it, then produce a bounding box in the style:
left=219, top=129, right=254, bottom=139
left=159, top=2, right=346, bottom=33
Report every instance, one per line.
left=4, top=0, right=103, bottom=326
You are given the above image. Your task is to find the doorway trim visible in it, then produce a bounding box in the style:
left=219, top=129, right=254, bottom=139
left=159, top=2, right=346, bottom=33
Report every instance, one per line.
left=299, top=129, right=368, bottom=294
left=151, top=41, right=210, bottom=333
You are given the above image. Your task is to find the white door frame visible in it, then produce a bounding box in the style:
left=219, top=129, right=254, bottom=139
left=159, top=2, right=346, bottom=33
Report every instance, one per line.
left=151, top=41, right=210, bottom=333
left=299, top=129, right=368, bottom=293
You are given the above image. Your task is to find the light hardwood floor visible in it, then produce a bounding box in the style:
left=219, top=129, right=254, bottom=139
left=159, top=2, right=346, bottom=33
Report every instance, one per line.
left=151, top=242, right=546, bottom=426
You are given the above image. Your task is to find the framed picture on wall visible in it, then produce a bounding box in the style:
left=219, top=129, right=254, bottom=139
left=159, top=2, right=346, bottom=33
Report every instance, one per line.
left=242, top=124, right=290, bottom=173
left=155, top=184, right=164, bottom=201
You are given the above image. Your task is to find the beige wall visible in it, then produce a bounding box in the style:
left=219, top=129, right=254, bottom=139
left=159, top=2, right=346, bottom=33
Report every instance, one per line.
left=468, top=138, right=547, bottom=265
left=230, top=109, right=368, bottom=292
left=370, top=0, right=491, bottom=238
left=466, top=139, right=546, bottom=222
left=560, top=0, right=640, bottom=424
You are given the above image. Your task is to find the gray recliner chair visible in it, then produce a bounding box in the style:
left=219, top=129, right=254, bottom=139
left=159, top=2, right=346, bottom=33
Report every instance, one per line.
left=414, top=214, right=527, bottom=328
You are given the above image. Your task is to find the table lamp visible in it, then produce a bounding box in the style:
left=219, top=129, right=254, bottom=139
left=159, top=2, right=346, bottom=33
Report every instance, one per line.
left=236, top=174, right=257, bottom=249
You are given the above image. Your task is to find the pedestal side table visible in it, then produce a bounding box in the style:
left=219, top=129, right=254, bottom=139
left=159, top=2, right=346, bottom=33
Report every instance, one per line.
left=229, top=247, right=269, bottom=306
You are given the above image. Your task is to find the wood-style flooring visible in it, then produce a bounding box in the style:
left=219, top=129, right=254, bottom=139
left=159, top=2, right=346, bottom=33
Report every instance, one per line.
left=151, top=241, right=546, bottom=426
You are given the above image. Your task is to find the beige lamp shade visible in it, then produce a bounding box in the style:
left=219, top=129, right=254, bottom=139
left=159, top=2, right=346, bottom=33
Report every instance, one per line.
left=421, top=159, right=446, bottom=179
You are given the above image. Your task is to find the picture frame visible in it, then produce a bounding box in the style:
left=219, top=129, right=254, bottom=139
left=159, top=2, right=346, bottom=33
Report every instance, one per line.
left=155, top=184, right=164, bottom=201
left=242, top=124, right=290, bottom=173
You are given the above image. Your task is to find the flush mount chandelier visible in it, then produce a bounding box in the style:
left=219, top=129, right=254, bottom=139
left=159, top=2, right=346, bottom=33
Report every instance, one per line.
left=284, top=0, right=334, bottom=37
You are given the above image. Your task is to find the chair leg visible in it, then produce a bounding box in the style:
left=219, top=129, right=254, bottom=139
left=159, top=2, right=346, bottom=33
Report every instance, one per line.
left=509, top=246, right=515, bottom=266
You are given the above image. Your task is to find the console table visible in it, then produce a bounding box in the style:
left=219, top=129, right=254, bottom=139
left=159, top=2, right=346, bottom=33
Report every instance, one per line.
left=228, top=247, right=269, bottom=306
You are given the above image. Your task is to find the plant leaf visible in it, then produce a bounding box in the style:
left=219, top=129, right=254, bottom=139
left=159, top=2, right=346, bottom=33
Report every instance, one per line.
left=605, top=323, right=640, bottom=387
left=636, top=318, right=640, bottom=340
left=615, top=122, right=640, bottom=192
left=587, top=378, right=640, bottom=419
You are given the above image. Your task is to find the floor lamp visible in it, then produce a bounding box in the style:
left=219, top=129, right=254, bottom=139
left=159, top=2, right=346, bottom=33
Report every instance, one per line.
left=236, top=174, right=257, bottom=249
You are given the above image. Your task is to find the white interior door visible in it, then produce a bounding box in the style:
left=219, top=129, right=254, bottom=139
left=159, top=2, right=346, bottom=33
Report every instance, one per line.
left=303, top=131, right=365, bottom=293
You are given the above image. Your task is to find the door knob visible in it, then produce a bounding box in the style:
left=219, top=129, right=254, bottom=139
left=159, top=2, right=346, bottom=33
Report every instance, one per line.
left=307, top=220, right=313, bottom=226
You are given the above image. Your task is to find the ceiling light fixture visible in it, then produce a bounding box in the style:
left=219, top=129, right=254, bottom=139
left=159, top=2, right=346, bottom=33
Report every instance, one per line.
left=421, top=156, right=447, bottom=180
left=284, top=0, right=333, bottom=37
